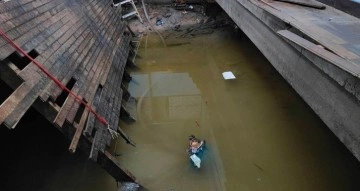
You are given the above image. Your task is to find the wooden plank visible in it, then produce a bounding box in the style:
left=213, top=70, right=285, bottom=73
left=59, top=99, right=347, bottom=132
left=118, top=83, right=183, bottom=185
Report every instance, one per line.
left=38, top=20, right=88, bottom=101
left=0, top=2, right=25, bottom=23
left=0, top=0, right=142, bottom=185
left=34, top=12, right=76, bottom=63
left=45, top=31, right=94, bottom=101
left=115, top=43, right=137, bottom=147
left=0, top=64, right=41, bottom=128
left=0, top=4, right=80, bottom=129
left=66, top=64, right=104, bottom=123
left=102, top=8, right=117, bottom=39
left=53, top=82, right=81, bottom=127
left=100, top=22, right=126, bottom=85
left=83, top=0, right=111, bottom=35
left=105, top=60, right=124, bottom=146
left=273, top=0, right=326, bottom=9
left=37, top=36, right=78, bottom=99
left=35, top=17, right=88, bottom=127
left=0, top=83, right=29, bottom=126
left=98, top=150, right=140, bottom=183
left=96, top=19, right=125, bottom=86
left=0, top=59, right=23, bottom=89
left=89, top=53, right=120, bottom=159
left=53, top=40, right=100, bottom=127
left=89, top=128, right=105, bottom=160
left=2, top=0, right=133, bottom=142
left=101, top=37, right=133, bottom=147
left=84, top=110, right=96, bottom=137
left=3, top=17, right=95, bottom=129
left=78, top=38, right=111, bottom=100
left=116, top=38, right=136, bottom=146
left=18, top=4, right=68, bottom=52
left=256, top=0, right=360, bottom=64
left=58, top=121, right=141, bottom=184
left=83, top=86, right=103, bottom=137
left=110, top=87, right=123, bottom=147
left=277, top=30, right=360, bottom=76
left=71, top=86, right=103, bottom=151
left=80, top=16, right=125, bottom=137
left=65, top=42, right=103, bottom=123
left=39, top=52, right=78, bottom=101
left=49, top=35, right=96, bottom=101
left=69, top=108, right=90, bottom=153
left=98, top=61, right=119, bottom=122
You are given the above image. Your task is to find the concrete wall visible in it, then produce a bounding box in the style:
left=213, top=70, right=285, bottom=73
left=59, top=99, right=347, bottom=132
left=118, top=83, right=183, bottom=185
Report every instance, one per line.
left=215, top=0, right=360, bottom=160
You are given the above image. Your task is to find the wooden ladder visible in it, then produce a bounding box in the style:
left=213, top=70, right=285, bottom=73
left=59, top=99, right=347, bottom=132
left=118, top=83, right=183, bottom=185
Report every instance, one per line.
left=119, top=0, right=143, bottom=23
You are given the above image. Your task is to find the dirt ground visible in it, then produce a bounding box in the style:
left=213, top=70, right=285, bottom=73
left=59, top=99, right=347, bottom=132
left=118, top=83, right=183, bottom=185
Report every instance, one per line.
left=123, top=2, right=233, bottom=39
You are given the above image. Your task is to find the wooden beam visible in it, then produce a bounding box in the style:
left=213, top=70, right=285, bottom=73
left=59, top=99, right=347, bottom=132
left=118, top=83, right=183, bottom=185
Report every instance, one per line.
left=62, top=120, right=141, bottom=184
left=98, top=150, right=140, bottom=183
left=273, top=0, right=326, bottom=10
left=0, top=64, right=42, bottom=128
left=53, top=83, right=81, bottom=127
left=69, top=109, right=90, bottom=153
left=0, top=59, right=23, bottom=90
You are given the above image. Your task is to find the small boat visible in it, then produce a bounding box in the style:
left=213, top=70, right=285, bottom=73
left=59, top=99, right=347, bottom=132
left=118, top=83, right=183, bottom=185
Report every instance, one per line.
left=187, top=135, right=206, bottom=168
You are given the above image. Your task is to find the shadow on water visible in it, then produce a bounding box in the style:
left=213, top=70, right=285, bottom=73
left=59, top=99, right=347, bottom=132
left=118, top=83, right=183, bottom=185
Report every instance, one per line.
left=0, top=108, right=116, bottom=191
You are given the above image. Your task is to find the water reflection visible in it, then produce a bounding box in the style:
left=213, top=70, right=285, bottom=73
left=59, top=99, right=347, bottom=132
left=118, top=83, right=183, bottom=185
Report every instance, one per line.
left=128, top=72, right=200, bottom=98
left=117, top=28, right=360, bottom=191
left=129, top=72, right=201, bottom=121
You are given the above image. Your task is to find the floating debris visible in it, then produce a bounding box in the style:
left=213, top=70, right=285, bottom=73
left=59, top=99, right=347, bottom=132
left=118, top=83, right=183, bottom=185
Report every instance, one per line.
left=156, top=17, right=165, bottom=26
left=222, top=71, right=236, bottom=80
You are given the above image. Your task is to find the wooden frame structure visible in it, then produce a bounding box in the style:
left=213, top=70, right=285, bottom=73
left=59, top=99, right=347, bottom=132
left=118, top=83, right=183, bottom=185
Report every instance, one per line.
left=0, top=0, right=141, bottom=186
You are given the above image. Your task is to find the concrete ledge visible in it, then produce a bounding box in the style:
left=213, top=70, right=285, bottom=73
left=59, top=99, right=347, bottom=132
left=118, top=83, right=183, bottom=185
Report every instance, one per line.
left=216, top=0, right=360, bottom=160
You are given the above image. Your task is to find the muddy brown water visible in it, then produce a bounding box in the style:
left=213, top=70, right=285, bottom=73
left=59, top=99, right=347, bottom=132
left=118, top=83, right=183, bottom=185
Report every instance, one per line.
left=2, top=27, right=360, bottom=191
left=115, top=28, right=360, bottom=190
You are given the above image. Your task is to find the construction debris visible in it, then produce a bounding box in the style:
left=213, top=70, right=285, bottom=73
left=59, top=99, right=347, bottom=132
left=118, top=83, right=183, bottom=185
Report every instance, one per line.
left=128, top=3, right=233, bottom=39
left=222, top=71, right=236, bottom=80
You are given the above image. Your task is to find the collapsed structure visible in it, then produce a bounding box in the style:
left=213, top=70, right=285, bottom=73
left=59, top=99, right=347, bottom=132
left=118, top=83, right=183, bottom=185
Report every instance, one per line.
left=3, top=0, right=360, bottom=189
left=0, top=0, right=141, bottom=186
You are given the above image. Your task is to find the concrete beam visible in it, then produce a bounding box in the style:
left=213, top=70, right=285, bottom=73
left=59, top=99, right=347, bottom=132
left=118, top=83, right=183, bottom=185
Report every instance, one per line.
left=215, top=0, right=360, bottom=160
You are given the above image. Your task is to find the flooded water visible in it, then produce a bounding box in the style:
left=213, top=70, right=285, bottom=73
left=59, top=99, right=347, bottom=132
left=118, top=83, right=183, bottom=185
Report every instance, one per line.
left=116, top=27, right=360, bottom=190
left=2, top=27, right=360, bottom=191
